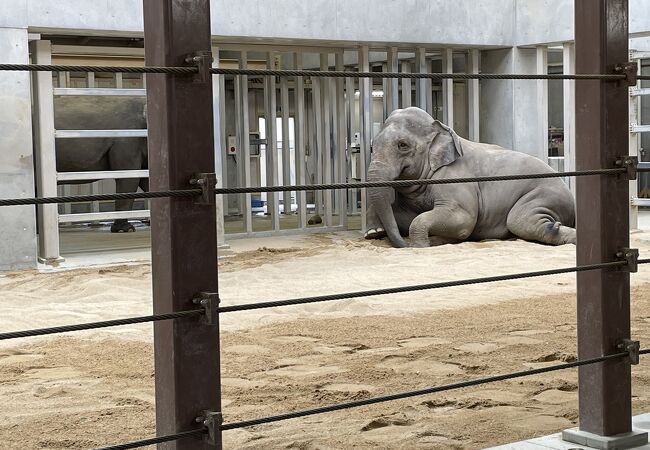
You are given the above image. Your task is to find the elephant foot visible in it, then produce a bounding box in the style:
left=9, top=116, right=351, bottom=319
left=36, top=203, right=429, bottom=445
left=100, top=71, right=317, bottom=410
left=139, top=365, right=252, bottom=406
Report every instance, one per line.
left=364, top=227, right=386, bottom=240
left=111, top=219, right=136, bottom=233
left=307, top=214, right=322, bottom=225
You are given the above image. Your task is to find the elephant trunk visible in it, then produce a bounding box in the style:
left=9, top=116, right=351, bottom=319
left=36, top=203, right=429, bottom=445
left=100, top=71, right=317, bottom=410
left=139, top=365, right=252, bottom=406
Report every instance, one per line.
left=368, top=164, right=408, bottom=248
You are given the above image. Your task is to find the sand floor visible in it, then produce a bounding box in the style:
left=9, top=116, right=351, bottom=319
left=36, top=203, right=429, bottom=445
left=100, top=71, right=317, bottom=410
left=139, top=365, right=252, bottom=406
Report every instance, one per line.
left=3, top=231, right=650, bottom=449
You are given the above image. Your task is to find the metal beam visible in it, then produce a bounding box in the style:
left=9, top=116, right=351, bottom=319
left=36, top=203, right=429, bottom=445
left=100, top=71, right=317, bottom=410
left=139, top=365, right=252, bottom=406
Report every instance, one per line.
left=212, top=46, right=227, bottom=246
left=321, top=53, right=333, bottom=226
left=573, top=0, right=633, bottom=439
left=58, top=210, right=149, bottom=223
left=387, top=47, right=399, bottom=114
left=335, top=52, right=348, bottom=227
left=400, top=60, right=411, bottom=108
left=56, top=170, right=149, bottom=181
left=416, top=47, right=427, bottom=108
left=442, top=48, right=453, bottom=126
left=54, top=129, right=147, bottom=138
left=359, top=46, right=372, bottom=232
left=294, top=52, right=308, bottom=229
left=265, top=52, right=280, bottom=231
left=53, top=88, right=146, bottom=96
left=143, top=2, right=221, bottom=449
left=280, top=62, right=292, bottom=217
left=468, top=49, right=480, bottom=141
left=239, top=52, right=252, bottom=233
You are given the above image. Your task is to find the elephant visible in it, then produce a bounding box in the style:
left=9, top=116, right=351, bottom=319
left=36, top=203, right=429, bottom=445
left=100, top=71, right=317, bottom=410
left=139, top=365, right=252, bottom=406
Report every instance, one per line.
left=54, top=96, right=148, bottom=233
left=364, top=107, right=576, bottom=248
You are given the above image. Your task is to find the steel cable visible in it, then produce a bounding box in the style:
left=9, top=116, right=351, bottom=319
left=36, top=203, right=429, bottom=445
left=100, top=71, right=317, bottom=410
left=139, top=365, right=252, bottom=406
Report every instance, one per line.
left=214, top=168, right=627, bottom=195
left=95, top=428, right=207, bottom=450
left=0, top=189, right=202, bottom=207
left=218, top=260, right=630, bottom=313
left=221, top=351, right=632, bottom=430
left=0, top=309, right=205, bottom=341
left=0, top=64, right=629, bottom=80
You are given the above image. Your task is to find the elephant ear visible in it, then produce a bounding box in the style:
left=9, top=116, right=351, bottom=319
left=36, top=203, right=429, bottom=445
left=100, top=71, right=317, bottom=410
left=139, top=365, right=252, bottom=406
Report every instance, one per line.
left=428, top=120, right=464, bottom=173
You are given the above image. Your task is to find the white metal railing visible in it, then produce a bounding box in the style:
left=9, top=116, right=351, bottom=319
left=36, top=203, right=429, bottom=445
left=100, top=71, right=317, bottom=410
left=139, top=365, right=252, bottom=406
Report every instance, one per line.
left=54, top=88, right=146, bottom=97
left=58, top=210, right=151, bottom=223
left=56, top=170, right=149, bottom=182
left=55, top=129, right=148, bottom=138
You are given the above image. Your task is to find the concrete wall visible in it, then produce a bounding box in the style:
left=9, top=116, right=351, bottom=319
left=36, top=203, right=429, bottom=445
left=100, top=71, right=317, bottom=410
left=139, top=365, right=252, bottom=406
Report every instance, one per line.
left=0, top=1, right=38, bottom=270
left=22, top=0, right=516, bottom=47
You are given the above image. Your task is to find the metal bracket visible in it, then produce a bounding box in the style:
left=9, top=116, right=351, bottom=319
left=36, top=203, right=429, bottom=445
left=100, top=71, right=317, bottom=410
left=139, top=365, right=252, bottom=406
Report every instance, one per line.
left=616, top=248, right=639, bottom=273
left=190, top=173, right=217, bottom=205
left=615, top=62, right=638, bottom=87
left=193, top=292, right=220, bottom=325
left=185, top=50, right=213, bottom=83
left=616, top=156, right=638, bottom=180
left=617, top=339, right=640, bottom=365
left=196, top=410, right=223, bottom=446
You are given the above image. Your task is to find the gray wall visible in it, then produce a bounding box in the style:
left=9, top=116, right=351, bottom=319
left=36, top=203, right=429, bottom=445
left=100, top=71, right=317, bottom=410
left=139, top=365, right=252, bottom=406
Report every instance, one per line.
left=0, top=1, right=37, bottom=270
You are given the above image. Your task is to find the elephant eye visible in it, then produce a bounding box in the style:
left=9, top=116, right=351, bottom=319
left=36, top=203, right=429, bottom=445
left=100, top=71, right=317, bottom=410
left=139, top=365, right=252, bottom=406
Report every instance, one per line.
left=398, top=140, right=409, bottom=150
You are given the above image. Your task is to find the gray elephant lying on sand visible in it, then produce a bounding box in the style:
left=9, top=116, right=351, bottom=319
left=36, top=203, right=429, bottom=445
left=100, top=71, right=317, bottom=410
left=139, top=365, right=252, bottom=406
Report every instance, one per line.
left=364, top=107, right=576, bottom=248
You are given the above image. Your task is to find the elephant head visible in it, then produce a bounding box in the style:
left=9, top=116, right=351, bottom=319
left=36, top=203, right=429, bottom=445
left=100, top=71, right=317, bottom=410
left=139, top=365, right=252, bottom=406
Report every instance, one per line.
left=367, top=107, right=463, bottom=248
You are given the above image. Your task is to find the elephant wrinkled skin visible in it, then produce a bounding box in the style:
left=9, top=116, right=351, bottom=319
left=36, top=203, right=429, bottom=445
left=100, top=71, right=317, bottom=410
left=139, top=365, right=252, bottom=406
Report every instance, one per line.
left=365, top=107, right=576, bottom=248
left=54, top=96, right=148, bottom=233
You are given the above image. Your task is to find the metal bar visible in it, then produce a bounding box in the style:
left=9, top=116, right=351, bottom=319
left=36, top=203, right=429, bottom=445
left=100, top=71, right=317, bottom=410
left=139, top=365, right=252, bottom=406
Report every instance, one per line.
left=630, top=57, right=641, bottom=230
left=295, top=53, right=308, bottom=229
left=87, top=72, right=95, bottom=88
left=563, top=42, right=577, bottom=196
left=143, top=2, right=222, bottom=450
left=266, top=52, right=280, bottom=231
left=226, top=225, right=345, bottom=240
left=335, top=52, right=348, bottom=228
left=212, top=46, right=227, bottom=246
left=115, top=72, right=123, bottom=89
left=58, top=210, right=150, bottom=223
left=537, top=46, right=549, bottom=162
left=321, top=53, right=333, bottom=226
left=416, top=47, right=427, bottom=108
left=574, top=0, right=632, bottom=437
left=280, top=62, right=292, bottom=217
left=54, top=129, right=147, bottom=138
left=56, top=170, right=149, bottom=181
left=630, top=50, right=650, bottom=59
left=632, top=197, right=650, bottom=206
left=30, top=40, right=62, bottom=264
left=443, top=49, right=454, bottom=126
left=313, top=73, right=324, bottom=219
left=400, top=60, right=412, bottom=108
left=382, top=62, right=388, bottom=120
left=388, top=47, right=399, bottom=113
left=630, top=87, right=650, bottom=96
left=346, top=76, right=357, bottom=216
left=359, top=46, right=371, bottom=232
left=53, top=88, right=147, bottom=96
left=240, top=52, right=252, bottom=233
left=426, top=58, right=434, bottom=117
left=631, top=124, right=650, bottom=133
left=468, top=49, right=480, bottom=141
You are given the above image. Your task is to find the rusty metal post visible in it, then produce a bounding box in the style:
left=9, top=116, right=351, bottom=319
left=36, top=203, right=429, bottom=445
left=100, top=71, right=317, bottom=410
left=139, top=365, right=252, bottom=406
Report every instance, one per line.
left=143, top=1, right=221, bottom=449
left=565, top=1, right=647, bottom=447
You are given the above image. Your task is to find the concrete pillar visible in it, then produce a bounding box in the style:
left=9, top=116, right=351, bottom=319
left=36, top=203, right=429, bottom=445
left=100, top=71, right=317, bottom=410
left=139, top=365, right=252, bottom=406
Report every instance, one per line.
left=468, top=49, right=480, bottom=142
left=481, top=47, right=541, bottom=158
left=0, top=17, right=37, bottom=270
left=563, top=42, right=576, bottom=196
left=442, top=48, right=454, bottom=127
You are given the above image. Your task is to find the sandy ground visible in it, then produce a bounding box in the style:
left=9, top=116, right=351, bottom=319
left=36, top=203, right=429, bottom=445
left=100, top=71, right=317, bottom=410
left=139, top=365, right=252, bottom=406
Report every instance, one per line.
left=3, top=231, right=650, bottom=449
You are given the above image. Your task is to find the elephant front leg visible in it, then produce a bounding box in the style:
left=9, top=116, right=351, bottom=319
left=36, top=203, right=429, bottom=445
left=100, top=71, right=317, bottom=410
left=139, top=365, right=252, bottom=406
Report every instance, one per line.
left=408, top=206, right=477, bottom=248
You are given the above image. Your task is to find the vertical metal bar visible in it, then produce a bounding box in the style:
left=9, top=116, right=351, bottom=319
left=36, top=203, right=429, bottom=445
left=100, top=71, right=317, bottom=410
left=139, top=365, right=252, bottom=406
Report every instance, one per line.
left=382, top=62, right=388, bottom=120
left=442, top=48, right=454, bottom=126
left=280, top=62, right=292, bottom=218
left=212, top=46, right=227, bottom=246
left=416, top=47, right=427, bottom=108
left=563, top=42, right=576, bottom=196
left=240, top=53, right=252, bottom=233
left=400, top=60, right=412, bottom=108
left=574, top=0, right=632, bottom=437
left=87, top=71, right=95, bottom=88
left=359, top=46, right=371, bottom=232
left=346, top=76, right=357, bottom=216
left=426, top=59, right=434, bottom=116
left=336, top=52, right=348, bottom=227
left=536, top=46, right=549, bottom=162
left=115, top=72, right=123, bottom=89
left=87, top=72, right=100, bottom=216
left=468, top=49, right=480, bottom=141
left=388, top=47, right=399, bottom=113
left=295, top=53, right=308, bottom=229
left=629, top=55, right=641, bottom=230
left=30, top=40, right=62, bottom=264
left=312, top=74, right=324, bottom=219
left=266, top=52, right=280, bottom=231
left=321, top=53, right=333, bottom=226
left=142, top=2, right=221, bottom=449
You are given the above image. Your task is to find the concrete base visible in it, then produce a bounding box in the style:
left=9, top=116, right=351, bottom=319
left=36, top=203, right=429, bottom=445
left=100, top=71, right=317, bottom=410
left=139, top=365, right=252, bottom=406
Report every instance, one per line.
left=37, top=256, right=66, bottom=266
left=562, top=428, right=648, bottom=450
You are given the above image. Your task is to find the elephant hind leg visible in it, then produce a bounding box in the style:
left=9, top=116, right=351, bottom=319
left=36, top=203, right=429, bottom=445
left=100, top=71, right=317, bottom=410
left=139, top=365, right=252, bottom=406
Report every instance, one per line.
left=506, top=201, right=576, bottom=246
left=111, top=178, right=140, bottom=233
